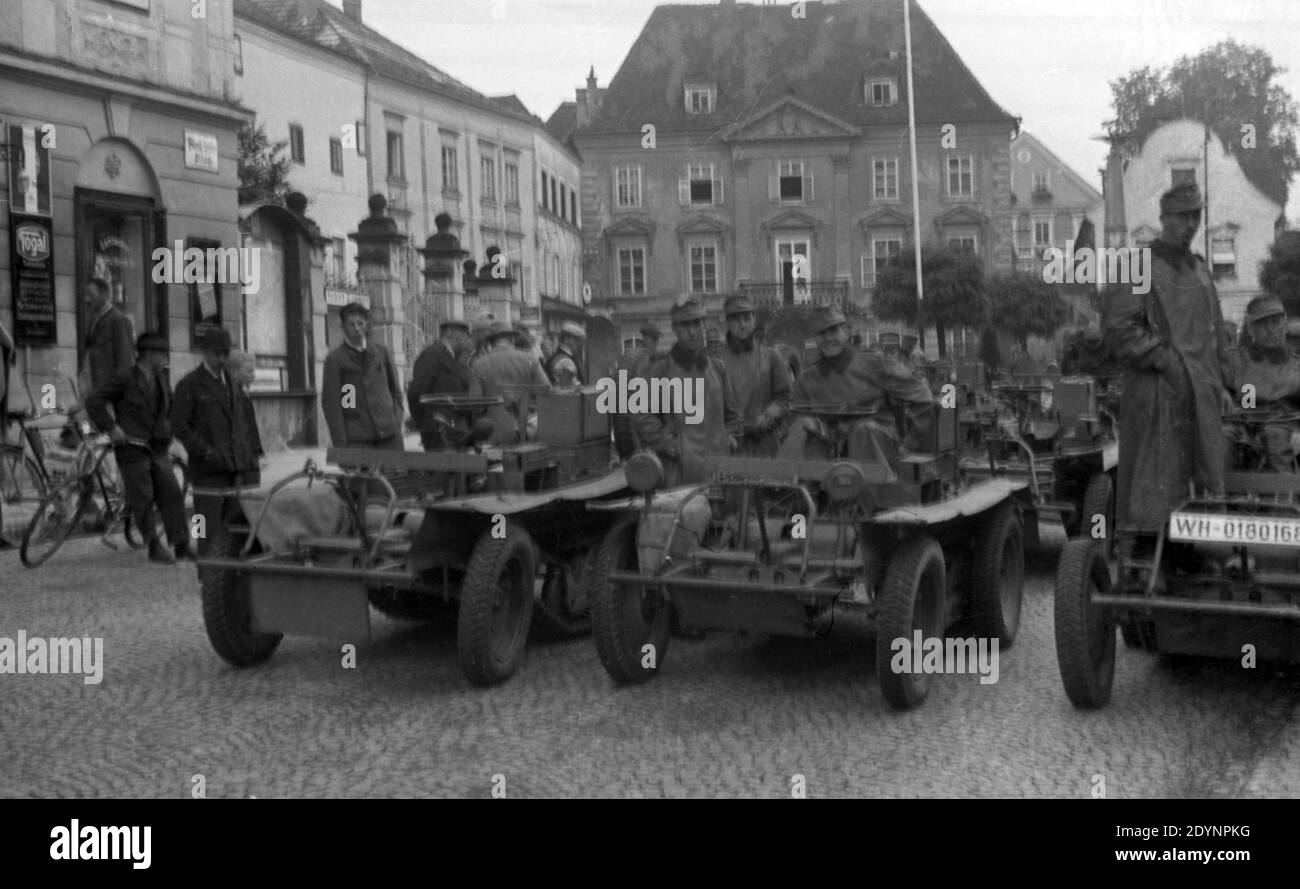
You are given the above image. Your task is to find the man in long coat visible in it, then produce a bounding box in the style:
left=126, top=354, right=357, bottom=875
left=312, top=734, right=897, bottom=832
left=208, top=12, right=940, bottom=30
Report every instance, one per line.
left=718, top=295, right=791, bottom=457
left=1224, top=295, right=1300, bottom=472
left=1104, top=182, right=1234, bottom=541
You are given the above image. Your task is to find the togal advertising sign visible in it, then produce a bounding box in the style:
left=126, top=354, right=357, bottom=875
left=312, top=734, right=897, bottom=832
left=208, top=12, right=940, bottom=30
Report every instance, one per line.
left=9, top=215, right=57, bottom=344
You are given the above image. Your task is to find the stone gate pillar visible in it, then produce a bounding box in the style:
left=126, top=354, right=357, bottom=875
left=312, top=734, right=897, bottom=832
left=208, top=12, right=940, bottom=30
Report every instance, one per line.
left=349, top=194, right=410, bottom=370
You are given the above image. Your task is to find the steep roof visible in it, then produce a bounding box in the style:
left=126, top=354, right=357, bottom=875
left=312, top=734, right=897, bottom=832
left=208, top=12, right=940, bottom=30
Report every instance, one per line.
left=234, top=0, right=536, bottom=123
left=581, top=0, right=1017, bottom=137
left=1013, top=131, right=1103, bottom=205
left=545, top=101, right=579, bottom=145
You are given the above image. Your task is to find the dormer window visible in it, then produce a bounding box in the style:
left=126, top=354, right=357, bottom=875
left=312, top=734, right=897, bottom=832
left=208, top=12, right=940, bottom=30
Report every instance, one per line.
left=867, top=78, right=898, bottom=107
left=685, top=83, right=716, bottom=114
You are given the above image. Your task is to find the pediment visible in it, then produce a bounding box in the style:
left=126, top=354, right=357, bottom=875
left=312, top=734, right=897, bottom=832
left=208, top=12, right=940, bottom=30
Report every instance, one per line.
left=761, top=207, right=823, bottom=232
left=604, top=215, right=657, bottom=239
left=676, top=214, right=730, bottom=237
left=858, top=207, right=912, bottom=231
left=936, top=205, right=988, bottom=227
left=721, top=97, right=860, bottom=142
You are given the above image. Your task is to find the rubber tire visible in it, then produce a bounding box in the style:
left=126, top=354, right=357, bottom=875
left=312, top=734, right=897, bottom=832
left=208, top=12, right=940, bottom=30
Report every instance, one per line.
left=969, top=504, right=1025, bottom=646
left=591, top=516, right=673, bottom=684
left=457, top=523, right=536, bottom=686
left=876, top=535, right=947, bottom=710
left=20, top=474, right=87, bottom=568
left=199, top=521, right=282, bottom=667
left=1080, top=472, right=1115, bottom=551
left=1053, top=539, right=1116, bottom=708
left=1, top=454, right=47, bottom=547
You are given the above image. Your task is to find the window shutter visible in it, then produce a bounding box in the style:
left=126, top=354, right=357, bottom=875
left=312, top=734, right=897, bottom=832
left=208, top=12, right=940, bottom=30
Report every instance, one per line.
left=678, top=178, right=691, bottom=206
left=713, top=178, right=723, bottom=205
left=769, top=176, right=779, bottom=201
left=804, top=175, right=814, bottom=202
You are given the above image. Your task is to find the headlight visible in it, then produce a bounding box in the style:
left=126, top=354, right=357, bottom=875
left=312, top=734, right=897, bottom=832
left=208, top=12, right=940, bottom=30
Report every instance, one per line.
left=625, top=451, right=664, bottom=494
left=823, top=462, right=864, bottom=503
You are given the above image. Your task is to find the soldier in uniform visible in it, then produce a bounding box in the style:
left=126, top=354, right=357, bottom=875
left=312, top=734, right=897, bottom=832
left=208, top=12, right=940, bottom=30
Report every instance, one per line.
left=1224, top=295, right=1300, bottom=472
left=631, top=299, right=740, bottom=486
left=719, top=295, right=791, bottom=457
left=407, top=315, right=482, bottom=451
left=544, top=321, right=586, bottom=387
left=780, top=306, right=933, bottom=472
left=473, top=320, right=552, bottom=445
left=612, top=324, right=662, bottom=459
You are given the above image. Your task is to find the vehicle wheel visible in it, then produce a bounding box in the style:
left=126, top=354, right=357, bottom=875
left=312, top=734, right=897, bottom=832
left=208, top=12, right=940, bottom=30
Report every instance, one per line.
left=1080, top=472, right=1115, bottom=551
left=591, top=516, right=672, bottom=684
left=1, top=454, right=47, bottom=547
left=532, top=553, right=594, bottom=639
left=1053, top=539, right=1116, bottom=708
left=20, top=475, right=87, bottom=568
left=199, top=521, right=282, bottom=666
left=969, top=504, right=1025, bottom=646
left=876, top=535, right=947, bottom=710
left=457, top=522, right=536, bottom=686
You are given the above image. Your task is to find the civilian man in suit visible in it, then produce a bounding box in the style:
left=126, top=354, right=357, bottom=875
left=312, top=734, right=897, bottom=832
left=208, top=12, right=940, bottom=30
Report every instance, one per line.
left=407, top=314, right=482, bottom=450
left=81, top=277, right=135, bottom=398
left=171, top=327, right=264, bottom=557
left=86, top=332, right=190, bottom=564
left=321, top=302, right=405, bottom=451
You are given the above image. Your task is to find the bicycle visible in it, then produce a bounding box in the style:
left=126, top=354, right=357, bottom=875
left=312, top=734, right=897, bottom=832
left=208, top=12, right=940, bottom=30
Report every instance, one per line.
left=0, top=409, right=51, bottom=547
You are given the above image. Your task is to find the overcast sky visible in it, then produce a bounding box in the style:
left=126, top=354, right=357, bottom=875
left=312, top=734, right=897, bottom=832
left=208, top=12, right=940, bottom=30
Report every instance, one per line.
left=341, top=0, right=1300, bottom=220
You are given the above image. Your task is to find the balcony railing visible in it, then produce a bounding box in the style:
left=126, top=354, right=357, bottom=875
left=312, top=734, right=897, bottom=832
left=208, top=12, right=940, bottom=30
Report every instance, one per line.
left=738, top=280, right=850, bottom=309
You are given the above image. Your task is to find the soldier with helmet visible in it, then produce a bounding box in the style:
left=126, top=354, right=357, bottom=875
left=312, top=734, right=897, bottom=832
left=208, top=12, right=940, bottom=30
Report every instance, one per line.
left=718, top=295, right=791, bottom=457
left=1224, top=294, right=1300, bottom=472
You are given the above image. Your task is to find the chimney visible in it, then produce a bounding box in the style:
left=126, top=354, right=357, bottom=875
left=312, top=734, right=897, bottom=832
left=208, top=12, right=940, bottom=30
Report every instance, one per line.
left=583, top=66, right=602, bottom=123
left=1102, top=143, right=1128, bottom=249
left=342, top=0, right=362, bottom=21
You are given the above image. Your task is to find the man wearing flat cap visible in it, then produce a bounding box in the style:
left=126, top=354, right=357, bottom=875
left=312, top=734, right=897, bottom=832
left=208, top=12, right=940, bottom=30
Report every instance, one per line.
left=407, top=313, right=482, bottom=450
left=87, top=332, right=190, bottom=564
left=321, top=302, right=405, bottom=451
left=781, top=305, right=933, bottom=470
left=719, top=295, right=791, bottom=457
left=473, top=319, right=552, bottom=445
left=171, top=326, right=264, bottom=557
left=611, top=324, right=663, bottom=459
left=545, top=321, right=586, bottom=387
left=631, top=298, right=741, bottom=485
left=1224, top=295, right=1300, bottom=472
left=1104, top=181, right=1234, bottom=557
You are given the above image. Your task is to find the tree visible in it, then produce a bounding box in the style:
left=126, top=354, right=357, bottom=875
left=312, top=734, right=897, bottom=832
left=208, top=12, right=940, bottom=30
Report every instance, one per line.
left=873, top=244, right=986, bottom=358
left=1106, top=40, right=1299, bottom=208
left=1260, top=230, right=1300, bottom=316
left=237, top=121, right=292, bottom=205
left=986, top=270, right=1070, bottom=354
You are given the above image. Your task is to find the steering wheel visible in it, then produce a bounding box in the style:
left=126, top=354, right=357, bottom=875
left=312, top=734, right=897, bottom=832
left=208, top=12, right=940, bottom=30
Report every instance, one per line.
left=788, top=401, right=880, bottom=422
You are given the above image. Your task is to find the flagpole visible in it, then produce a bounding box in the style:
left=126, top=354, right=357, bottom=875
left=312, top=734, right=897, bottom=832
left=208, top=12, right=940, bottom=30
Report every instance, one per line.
left=904, top=0, right=924, bottom=311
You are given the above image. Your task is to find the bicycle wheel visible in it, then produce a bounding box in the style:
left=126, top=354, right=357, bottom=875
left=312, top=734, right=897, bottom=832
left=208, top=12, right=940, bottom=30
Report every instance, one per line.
left=20, top=474, right=89, bottom=568
left=1, top=450, right=48, bottom=546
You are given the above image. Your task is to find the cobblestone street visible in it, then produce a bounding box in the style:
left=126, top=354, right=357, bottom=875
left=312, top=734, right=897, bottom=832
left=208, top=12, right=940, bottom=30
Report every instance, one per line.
left=3, top=521, right=1298, bottom=799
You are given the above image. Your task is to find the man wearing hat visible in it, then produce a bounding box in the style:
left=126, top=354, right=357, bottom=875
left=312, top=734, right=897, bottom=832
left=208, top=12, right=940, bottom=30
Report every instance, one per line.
left=321, top=302, right=405, bottom=451
left=472, top=319, right=552, bottom=445
left=630, top=298, right=741, bottom=485
left=611, top=324, right=662, bottom=459
left=87, top=332, right=190, bottom=564
left=545, top=321, right=586, bottom=387
left=172, top=327, right=265, bottom=557
left=1104, top=181, right=1234, bottom=558
left=407, top=314, right=481, bottom=450
left=1224, top=295, right=1300, bottom=472
left=780, top=305, right=933, bottom=469
left=719, top=295, right=791, bottom=457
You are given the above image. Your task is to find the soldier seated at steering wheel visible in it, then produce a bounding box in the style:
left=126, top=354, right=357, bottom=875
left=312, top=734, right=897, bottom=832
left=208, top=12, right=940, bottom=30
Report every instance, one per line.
left=1223, top=296, right=1300, bottom=473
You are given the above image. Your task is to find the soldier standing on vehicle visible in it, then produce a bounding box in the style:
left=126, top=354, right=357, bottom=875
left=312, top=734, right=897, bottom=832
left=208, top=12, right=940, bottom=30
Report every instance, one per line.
left=86, top=332, right=191, bottom=564
left=407, top=315, right=483, bottom=451
left=780, top=305, right=932, bottom=470
left=1104, top=182, right=1234, bottom=553
left=1223, top=295, right=1300, bottom=473
left=171, top=327, right=264, bottom=558
left=631, top=299, right=741, bottom=486
left=473, top=320, right=552, bottom=445
left=321, top=302, right=405, bottom=451
left=719, top=296, right=791, bottom=457
left=544, top=322, right=586, bottom=387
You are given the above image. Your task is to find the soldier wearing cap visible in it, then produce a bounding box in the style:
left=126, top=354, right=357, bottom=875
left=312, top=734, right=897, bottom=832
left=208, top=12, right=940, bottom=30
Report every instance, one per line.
left=630, top=298, right=741, bottom=485
left=611, top=324, right=663, bottom=459
left=1104, top=181, right=1234, bottom=555
left=472, top=319, right=552, bottom=445
left=407, top=313, right=482, bottom=450
left=321, top=302, right=405, bottom=451
left=87, top=332, right=190, bottom=564
left=780, top=305, right=933, bottom=469
left=719, top=294, right=792, bottom=457
left=1224, top=295, right=1300, bottom=472
left=545, top=321, right=586, bottom=387
left=171, top=326, right=264, bottom=557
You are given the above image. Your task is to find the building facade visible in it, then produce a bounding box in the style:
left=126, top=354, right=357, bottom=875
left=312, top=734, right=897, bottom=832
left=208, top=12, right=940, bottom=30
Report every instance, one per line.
left=1, top=0, right=247, bottom=413
left=570, top=0, right=1019, bottom=350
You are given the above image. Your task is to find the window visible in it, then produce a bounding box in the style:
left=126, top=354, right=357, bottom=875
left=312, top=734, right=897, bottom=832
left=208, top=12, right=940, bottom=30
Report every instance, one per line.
left=773, top=159, right=811, bottom=203
left=947, top=236, right=977, bottom=254
left=617, top=247, right=645, bottom=295
left=550, top=177, right=558, bottom=215
left=873, top=158, right=899, bottom=200
left=441, top=144, right=458, bottom=192
left=681, top=162, right=722, bottom=206
left=1032, top=171, right=1050, bottom=194
left=186, top=238, right=225, bottom=347
left=386, top=130, right=405, bottom=180
left=329, top=137, right=343, bottom=175
left=289, top=124, right=305, bottom=165
left=327, top=237, right=346, bottom=280
left=570, top=187, right=578, bottom=225
left=355, top=120, right=367, bottom=156
left=689, top=244, right=718, bottom=294
left=504, top=162, right=519, bottom=205
left=541, top=171, right=549, bottom=210
left=684, top=83, right=716, bottom=114
left=481, top=154, right=497, bottom=201
left=1212, top=235, right=1237, bottom=280
left=233, top=34, right=243, bottom=75
left=776, top=239, right=811, bottom=304
left=560, top=184, right=567, bottom=220
left=1172, top=167, right=1197, bottom=187
left=614, top=165, right=641, bottom=208
left=862, top=238, right=901, bottom=288
left=1033, top=218, right=1053, bottom=250
left=867, top=78, right=897, bottom=107
left=947, top=156, right=974, bottom=198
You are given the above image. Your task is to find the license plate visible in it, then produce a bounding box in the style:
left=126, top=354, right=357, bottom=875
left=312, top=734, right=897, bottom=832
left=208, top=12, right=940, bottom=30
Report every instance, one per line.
left=1169, top=512, right=1300, bottom=546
